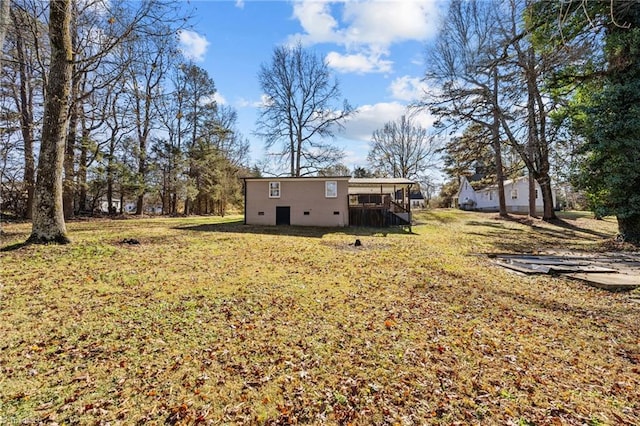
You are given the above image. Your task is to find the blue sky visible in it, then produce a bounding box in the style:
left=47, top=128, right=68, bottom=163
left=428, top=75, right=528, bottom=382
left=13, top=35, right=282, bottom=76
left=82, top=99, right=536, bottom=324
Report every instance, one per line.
left=178, top=0, right=445, bottom=176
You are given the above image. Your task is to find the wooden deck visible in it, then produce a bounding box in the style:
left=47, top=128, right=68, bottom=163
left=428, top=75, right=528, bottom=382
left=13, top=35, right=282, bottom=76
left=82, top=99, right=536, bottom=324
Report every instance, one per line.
left=348, top=194, right=411, bottom=228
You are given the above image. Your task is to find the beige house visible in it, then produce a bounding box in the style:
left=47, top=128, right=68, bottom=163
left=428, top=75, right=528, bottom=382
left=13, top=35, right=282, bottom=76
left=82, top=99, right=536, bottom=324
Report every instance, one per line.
left=243, top=176, right=351, bottom=227
left=243, top=176, right=415, bottom=228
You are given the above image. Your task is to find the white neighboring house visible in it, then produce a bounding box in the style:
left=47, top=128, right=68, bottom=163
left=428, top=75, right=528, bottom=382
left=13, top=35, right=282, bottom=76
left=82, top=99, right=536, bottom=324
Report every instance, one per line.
left=456, top=175, right=557, bottom=214
left=99, top=199, right=121, bottom=213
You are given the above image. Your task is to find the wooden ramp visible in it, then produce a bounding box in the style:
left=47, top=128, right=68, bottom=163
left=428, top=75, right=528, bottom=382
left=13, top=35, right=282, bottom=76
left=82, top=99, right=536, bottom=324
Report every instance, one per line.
left=490, top=252, right=640, bottom=291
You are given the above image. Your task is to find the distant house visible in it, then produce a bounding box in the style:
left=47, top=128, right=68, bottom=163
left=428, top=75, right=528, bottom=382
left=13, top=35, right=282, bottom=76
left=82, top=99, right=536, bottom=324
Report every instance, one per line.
left=409, top=191, right=426, bottom=209
left=99, top=199, right=121, bottom=214
left=124, top=202, right=137, bottom=213
left=243, top=176, right=415, bottom=227
left=455, top=175, right=558, bottom=214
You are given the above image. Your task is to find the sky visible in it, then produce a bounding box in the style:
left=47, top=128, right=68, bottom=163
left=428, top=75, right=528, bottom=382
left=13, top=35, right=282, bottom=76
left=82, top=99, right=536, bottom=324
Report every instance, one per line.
left=177, top=0, right=446, bottom=177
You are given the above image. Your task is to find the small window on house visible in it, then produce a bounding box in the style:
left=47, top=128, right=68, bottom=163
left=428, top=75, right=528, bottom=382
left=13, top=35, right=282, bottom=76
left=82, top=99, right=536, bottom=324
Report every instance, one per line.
left=489, top=191, right=493, bottom=201
left=535, top=189, right=539, bottom=199
left=258, top=211, right=265, bottom=216
left=333, top=211, right=340, bottom=215
left=269, top=181, right=280, bottom=198
left=325, top=180, right=338, bottom=198
left=304, top=211, right=310, bottom=215
left=511, top=189, right=518, bottom=200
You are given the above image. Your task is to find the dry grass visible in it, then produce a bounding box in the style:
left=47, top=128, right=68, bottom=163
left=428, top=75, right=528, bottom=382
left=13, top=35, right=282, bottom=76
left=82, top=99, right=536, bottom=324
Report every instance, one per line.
left=0, top=210, right=638, bottom=425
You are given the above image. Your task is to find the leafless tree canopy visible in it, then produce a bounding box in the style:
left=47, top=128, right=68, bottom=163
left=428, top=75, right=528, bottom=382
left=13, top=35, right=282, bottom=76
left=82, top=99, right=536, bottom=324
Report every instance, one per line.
left=256, top=43, right=354, bottom=177
left=1, top=0, right=251, bottom=240
left=367, top=115, right=438, bottom=180
left=419, top=0, right=584, bottom=220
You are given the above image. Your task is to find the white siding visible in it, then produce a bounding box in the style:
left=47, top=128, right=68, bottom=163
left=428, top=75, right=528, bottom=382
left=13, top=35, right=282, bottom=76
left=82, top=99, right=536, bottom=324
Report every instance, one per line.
left=474, top=176, right=556, bottom=213
left=457, top=176, right=477, bottom=209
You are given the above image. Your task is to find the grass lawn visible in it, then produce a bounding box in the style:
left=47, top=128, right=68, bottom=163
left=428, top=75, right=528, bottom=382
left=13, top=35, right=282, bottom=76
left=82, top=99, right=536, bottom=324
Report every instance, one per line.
left=0, top=209, right=638, bottom=425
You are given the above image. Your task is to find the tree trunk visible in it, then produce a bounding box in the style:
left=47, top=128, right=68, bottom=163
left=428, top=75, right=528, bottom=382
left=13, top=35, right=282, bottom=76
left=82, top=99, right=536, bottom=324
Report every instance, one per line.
left=0, top=0, right=9, bottom=53
left=27, top=0, right=72, bottom=244
left=618, top=215, right=640, bottom=245
left=106, top=136, right=116, bottom=215
left=528, top=172, right=536, bottom=217
left=537, top=175, right=556, bottom=222
left=135, top=128, right=146, bottom=215
left=13, top=13, right=36, bottom=219
left=77, top=127, right=89, bottom=212
left=63, top=99, right=78, bottom=218
left=171, top=193, right=177, bottom=215
left=136, top=194, right=144, bottom=216
left=106, top=177, right=114, bottom=215
left=492, top=68, right=507, bottom=217
left=525, top=45, right=539, bottom=218
left=24, top=131, right=35, bottom=220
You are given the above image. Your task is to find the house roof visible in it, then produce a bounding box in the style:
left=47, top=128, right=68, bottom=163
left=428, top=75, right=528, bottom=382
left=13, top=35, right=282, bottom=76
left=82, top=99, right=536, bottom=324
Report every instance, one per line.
left=242, top=176, right=415, bottom=187
left=475, top=175, right=528, bottom=193
left=348, top=178, right=415, bottom=195
left=348, top=178, right=415, bottom=186
left=242, top=176, right=351, bottom=182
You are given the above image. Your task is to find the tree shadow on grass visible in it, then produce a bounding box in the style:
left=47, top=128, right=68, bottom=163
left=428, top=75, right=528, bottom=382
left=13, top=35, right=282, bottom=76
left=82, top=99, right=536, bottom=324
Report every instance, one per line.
left=414, top=209, right=461, bottom=224
left=174, top=219, right=416, bottom=238
left=544, top=217, right=613, bottom=239
left=492, top=286, right=631, bottom=327
left=465, top=214, right=614, bottom=253
left=0, top=241, right=31, bottom=252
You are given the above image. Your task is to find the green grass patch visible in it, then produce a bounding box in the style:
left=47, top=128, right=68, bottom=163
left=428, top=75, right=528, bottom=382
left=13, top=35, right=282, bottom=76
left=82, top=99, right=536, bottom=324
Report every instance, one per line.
left=1, top=210, right=638, bottom=425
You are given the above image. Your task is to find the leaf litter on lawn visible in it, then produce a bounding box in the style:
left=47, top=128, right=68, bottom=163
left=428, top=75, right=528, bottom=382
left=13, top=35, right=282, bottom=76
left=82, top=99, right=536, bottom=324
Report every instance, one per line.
left=0, top=211, right=638, bottom=425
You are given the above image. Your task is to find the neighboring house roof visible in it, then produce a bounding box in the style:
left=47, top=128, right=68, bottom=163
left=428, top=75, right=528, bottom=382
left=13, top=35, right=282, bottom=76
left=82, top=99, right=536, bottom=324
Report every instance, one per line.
left=467, top=173, right=486, bottom=183
left=475, top=176, right=525, bottom=192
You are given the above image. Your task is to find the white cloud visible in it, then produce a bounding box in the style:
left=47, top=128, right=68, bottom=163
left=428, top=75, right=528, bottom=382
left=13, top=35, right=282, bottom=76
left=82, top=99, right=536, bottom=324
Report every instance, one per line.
left=342, top=101, right=435, bottom=142
left=178, top=30, right=209, bottom=62
left=235, top=94, right=271, bottom=109
left=340, top=0, right=439, bottom=47
left=388, top=75, right=429, bottom=102
left=292, top=1, right=340, bottom=43
left=338, top=100, right=438, bottom=170
left=235, top=0, right=245, bottom=8
left=213, top=92, right=227, bottom=105
left=326, top=51, right=392, bottom=74
left=290, top=0, right=442, bottom=74
left=258, top=94, right=273, bottom=107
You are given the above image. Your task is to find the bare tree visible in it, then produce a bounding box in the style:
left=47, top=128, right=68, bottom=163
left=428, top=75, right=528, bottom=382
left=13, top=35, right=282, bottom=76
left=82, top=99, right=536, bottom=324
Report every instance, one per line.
left=256, top=42, right=354, bottom=177
left=121, top=28, right=177, bottom=215
left=5, top=1, right=49, bottom=219
left=27, top=0, right=73, bottom=244
left=422, top=0, right=577, bottom=220
left=421, top=0, right=509, bottom=216
left=492, top=0, right=571, bottom=220
left=61, top=0, right=189, bottom=217
left=367, top=115, right=439, bottom=179
left=0, top=0, right=9, bottom=67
